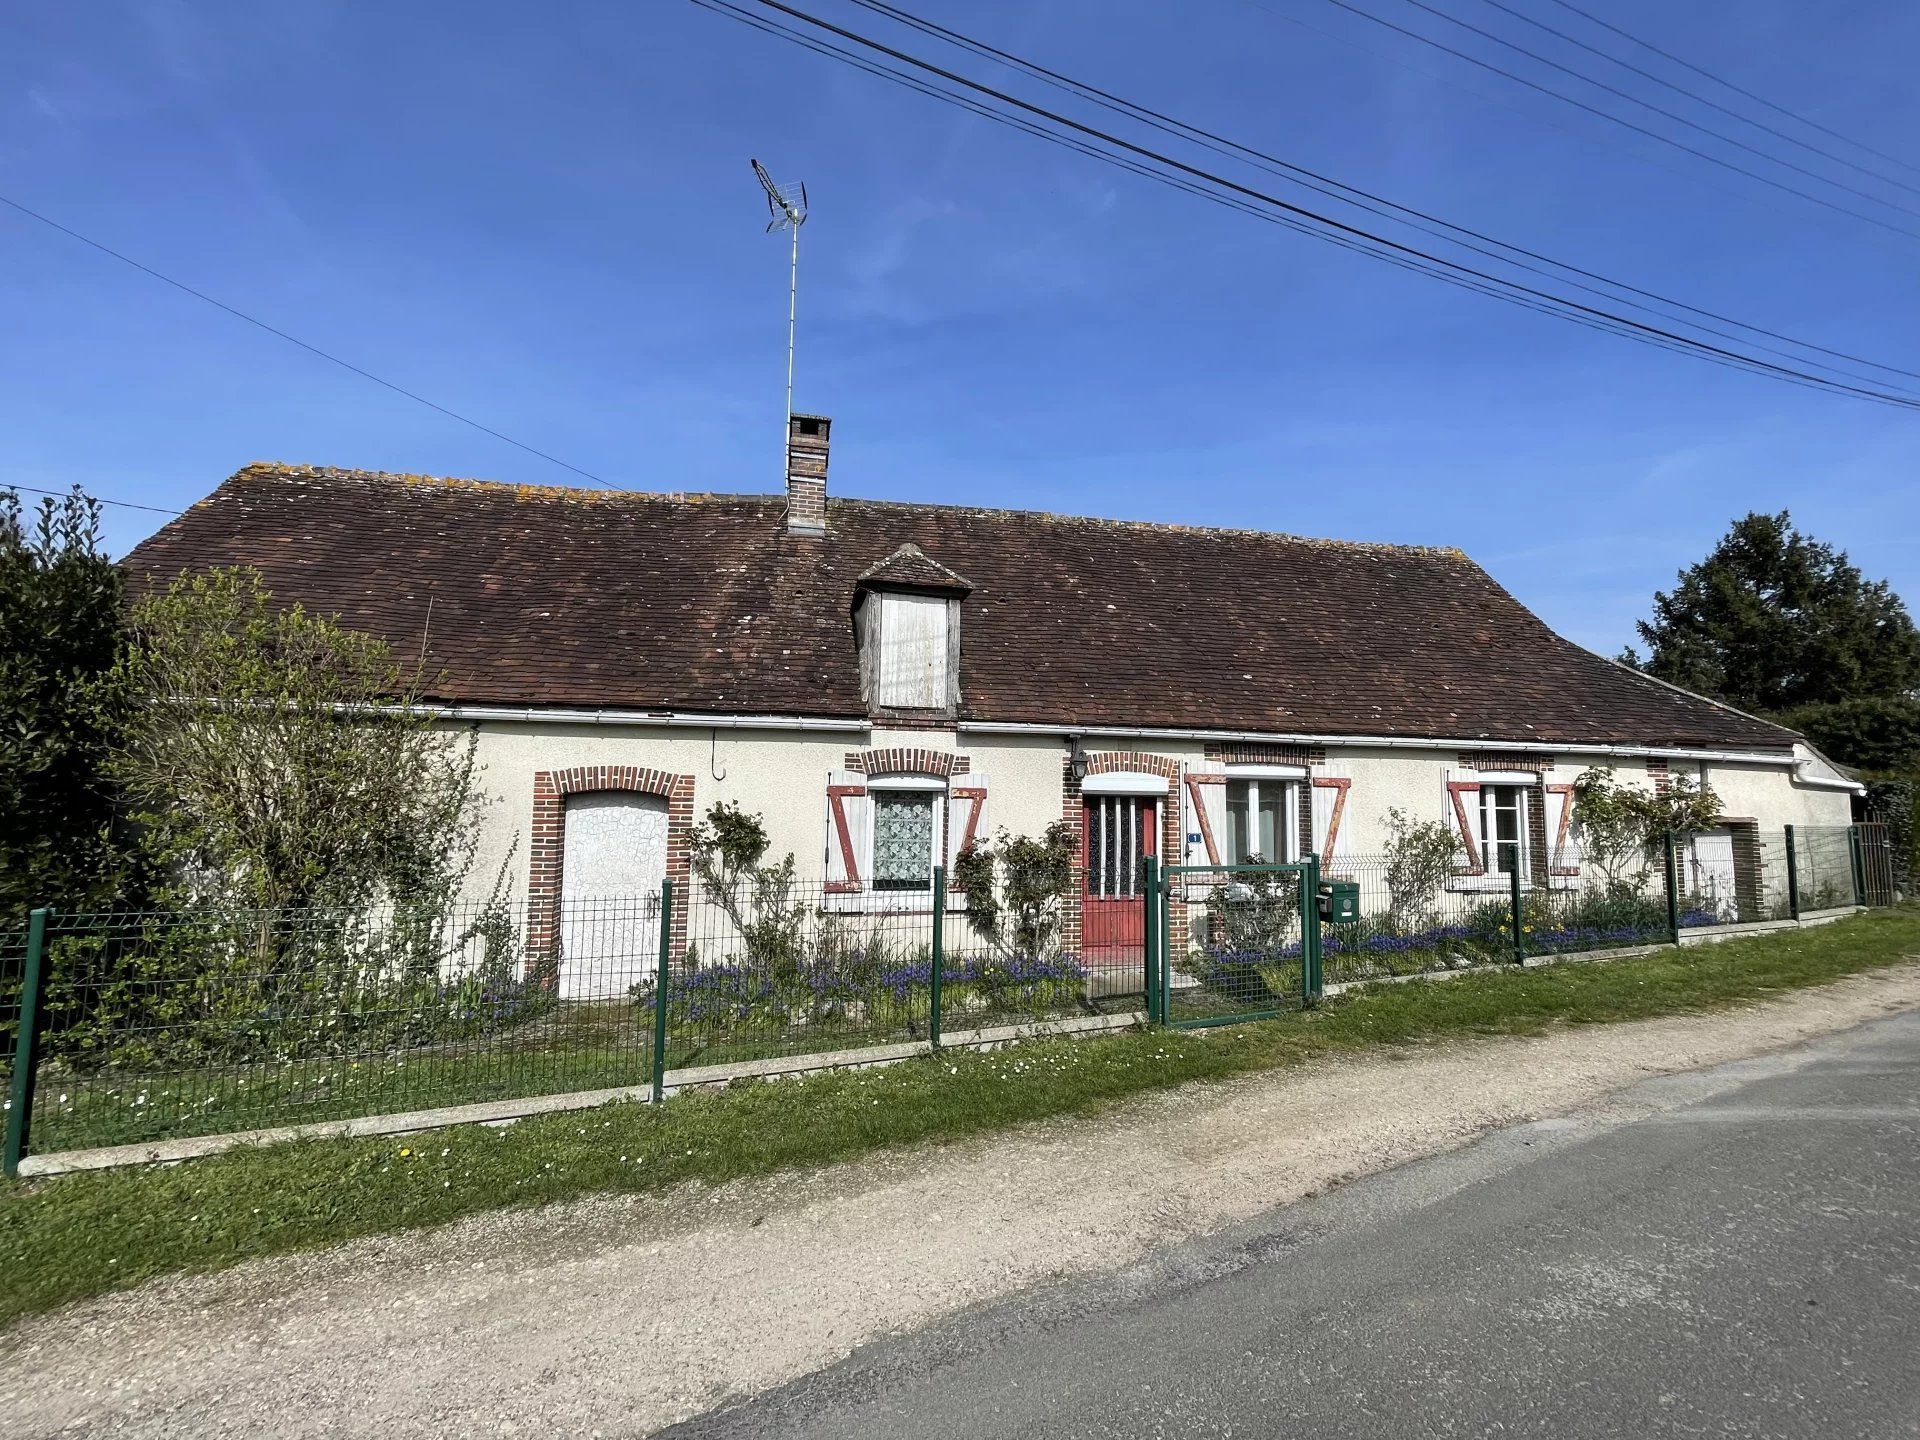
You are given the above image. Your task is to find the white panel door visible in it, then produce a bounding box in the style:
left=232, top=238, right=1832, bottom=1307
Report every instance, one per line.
left=1690, top=829, right=1737, bottom=918
left=559, top=792, right=668, bottom=1000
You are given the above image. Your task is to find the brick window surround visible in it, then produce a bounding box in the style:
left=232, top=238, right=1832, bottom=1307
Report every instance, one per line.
left=527, top=765, right=695, bottom=985
left=843, top=746, right=970, bottom=777
left=1061, top=751, right=1186, bottom=962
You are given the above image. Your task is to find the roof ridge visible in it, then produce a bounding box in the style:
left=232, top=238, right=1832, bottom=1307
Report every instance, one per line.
left=225, top=463, right=1466, bottom=557
left=228, top=462, right=759, bottom=507
left=827, top=495, right=1468, bottom=558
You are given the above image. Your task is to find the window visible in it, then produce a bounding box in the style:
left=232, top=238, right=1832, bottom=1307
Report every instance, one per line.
left=871, top=790, right=937, bottom=891
left=1085, top=795, right=1155, bottom=898
left=1225, top=778, right=1299, bottom=863
left=875, top=593, right=949, bottom=709
left=1478, top=784, right=1529, bottom=878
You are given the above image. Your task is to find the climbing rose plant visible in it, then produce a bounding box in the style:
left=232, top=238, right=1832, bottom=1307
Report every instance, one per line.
left=1571, top=767, right=1720, bottom=894
left=953, top=822, right=1077, bottom=960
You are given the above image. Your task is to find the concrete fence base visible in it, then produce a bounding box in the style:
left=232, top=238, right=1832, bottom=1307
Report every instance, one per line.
left=17, top=1009, right=1147, bottom=1178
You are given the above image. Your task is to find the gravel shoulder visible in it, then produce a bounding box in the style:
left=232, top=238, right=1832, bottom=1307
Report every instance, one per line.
left=6, top=964, right=1919, bottom=1438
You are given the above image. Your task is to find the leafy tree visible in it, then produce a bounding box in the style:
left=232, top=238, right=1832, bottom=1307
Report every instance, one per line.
left=1623, top=512, right=1920, bottom=715
left=0, top=487, right=130, bottom=919
left=954, top=823, right=1076, bottom=959
left=1571, top=768, right=1720, bottom=893
left=114, top=566, right=496, bottom=912
left=1776, top=695, right=1920, bottom=773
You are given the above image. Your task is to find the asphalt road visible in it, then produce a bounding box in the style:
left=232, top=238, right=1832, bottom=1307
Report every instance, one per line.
left=668, top=1008, right=1920, bottom=1439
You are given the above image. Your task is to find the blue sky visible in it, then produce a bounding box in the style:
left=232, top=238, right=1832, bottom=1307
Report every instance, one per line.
left=4, top=0, right=1917, bottom=656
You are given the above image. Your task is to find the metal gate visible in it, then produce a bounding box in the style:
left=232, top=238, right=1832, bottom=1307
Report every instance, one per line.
left=1149, top=860, right=1323, bottom=1029
left=1857, top=822, right=1901, bottom=907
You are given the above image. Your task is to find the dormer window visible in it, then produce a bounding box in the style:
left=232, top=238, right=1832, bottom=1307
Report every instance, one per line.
left=876, top=592, right=950, bottom=709
left=853, top=543, right=972, bottom=719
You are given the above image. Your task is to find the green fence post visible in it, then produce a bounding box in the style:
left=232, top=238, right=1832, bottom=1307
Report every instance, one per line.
left=1301, top=856, right=1323, bottom=1006
left=930, top=865, right=946, bottom=1049
left=1663, top=830, right=1682, bottom=945
left=1158, top=868, right=1174, bottom=1024
left=1848, top=825, right=1867, bottom=907
left=1141, top=856, right=1160, bottom=1025
left=1784, top=825, right=1801, bottom=922
left=4, top=907, right=53, bottom=1181
left=1508, top=860, right=1526, bottom=965
left=651, top=878, right=672, bottom=1105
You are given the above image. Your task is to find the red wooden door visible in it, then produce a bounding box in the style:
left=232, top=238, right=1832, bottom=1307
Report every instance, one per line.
left=1081, top=794, right=1158, bottom=968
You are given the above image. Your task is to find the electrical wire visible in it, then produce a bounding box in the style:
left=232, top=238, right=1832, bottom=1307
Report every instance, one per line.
left=691, top=0, right=1920, bottom=409
left=3, top=482, right=184, bottom=516
left=1542, top=0, right=1920, bottom=181
left=1392, top=0, right=1920, bottom=219
left=847, top=0, right=1920, bottom=385
left=1308, top=0, right=1920, bottom=242
left=0, top=194, right=614, bottom=488
left=1481, top=0, right=1920, bottom=199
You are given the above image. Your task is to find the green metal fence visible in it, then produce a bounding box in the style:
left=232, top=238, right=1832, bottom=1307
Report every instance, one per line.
left=657, top=875, right=1128, bottom=1074
left=2, top=824, right=1893, bottom=1176
left=1153, top=860, right=1321, bottom=1028
left=2, top=869, right=1141, bottom=1174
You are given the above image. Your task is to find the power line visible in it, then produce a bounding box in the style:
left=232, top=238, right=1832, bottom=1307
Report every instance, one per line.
left=1542, top=0, right=1920, bottom=181
left=690, top=0, right=1920, bottom=409
left=1308, top=0, right=1920, bottom=243
left=846, top=0, right=1920, bottom=385
left=715, top=0, right=1920, bottom=404
left=1482, top=0, right=1920, bottom=200
left=1231, top=0, right=1854, bottom=250
left=0, top=193, right=613, bottom=488
left=1393, top=0, right=1920, bottom=220
left=3, top=482, right=184, bottom=516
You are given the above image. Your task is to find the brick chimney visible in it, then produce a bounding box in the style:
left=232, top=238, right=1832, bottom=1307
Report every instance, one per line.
left=786, top=413, right=829, bottom=536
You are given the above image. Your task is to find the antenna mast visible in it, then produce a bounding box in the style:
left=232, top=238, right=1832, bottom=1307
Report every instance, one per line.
left=751, top=159, right=808, bottom=479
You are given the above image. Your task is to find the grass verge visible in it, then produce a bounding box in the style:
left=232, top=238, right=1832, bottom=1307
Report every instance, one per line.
left=3, top=907, right=1917, bottom=1327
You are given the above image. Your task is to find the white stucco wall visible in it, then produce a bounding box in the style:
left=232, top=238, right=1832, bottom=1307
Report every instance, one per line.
left=450, top=719, right=1857, bottom=905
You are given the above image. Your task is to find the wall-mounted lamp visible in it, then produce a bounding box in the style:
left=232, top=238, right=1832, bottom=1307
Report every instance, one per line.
left=1068, top=734, right=1089, bottom=783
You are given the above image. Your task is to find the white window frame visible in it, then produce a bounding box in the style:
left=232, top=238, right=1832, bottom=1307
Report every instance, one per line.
left=1476, top=782, right=1531, bottom=887
left=1223, top=772, right=1303, bottom=865
left=862, top=774, right=946, bottom=909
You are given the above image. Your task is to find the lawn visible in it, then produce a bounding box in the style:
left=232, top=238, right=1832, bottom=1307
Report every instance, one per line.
left=2, top=906, right=1915, bottom=1328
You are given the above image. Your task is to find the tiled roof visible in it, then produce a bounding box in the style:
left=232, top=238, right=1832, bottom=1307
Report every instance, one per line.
left=122, top=464, right=1797, bottom=752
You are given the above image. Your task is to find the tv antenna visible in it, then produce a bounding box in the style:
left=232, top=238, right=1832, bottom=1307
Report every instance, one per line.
left=752, top=159, right=809, bottom=478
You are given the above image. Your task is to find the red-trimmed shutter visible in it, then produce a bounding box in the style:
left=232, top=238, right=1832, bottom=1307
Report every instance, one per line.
left=1544, top=780, right=1580, bottom=877
left=825, top=770, right=870, bottom=906
left=1182, top=761, right=1228, bottom=872
left=1445, top=769, right=1485, bottom=875
left=1311, top=763, right=1353, bottom=875
left=945, top=776, right=987, bottom=897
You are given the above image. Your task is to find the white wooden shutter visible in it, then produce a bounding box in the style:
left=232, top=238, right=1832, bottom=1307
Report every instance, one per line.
left=945, top=775, right=987, bottom=906
left=1544, top=777, right=1580, bottom=878
left=876, top=594, right=948, bottom=708
left=1182, top=762, right=1229, bottom=888
left=1444, top=768, right=1484, bottom=875
left=825, top=769, right=871, bottom=911
left=1311, top=762, right=1353, bottom=876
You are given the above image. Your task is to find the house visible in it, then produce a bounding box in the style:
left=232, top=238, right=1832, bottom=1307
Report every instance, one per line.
left=125, top=416, right=1860, bottom=991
